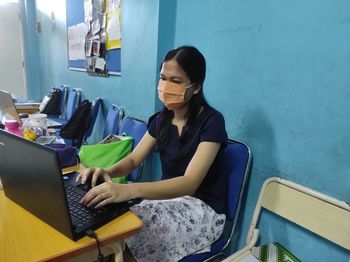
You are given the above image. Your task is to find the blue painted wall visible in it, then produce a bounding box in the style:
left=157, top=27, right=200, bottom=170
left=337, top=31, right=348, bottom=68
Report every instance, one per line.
left=21, top=0, right=162, bottom=181
left=24, top=0, right=159, bottom=121
left=20, top=0, right=41, bottom=99
left=174, top=0, right=350, bottom=261
left=21, top=0, right=349, bottom=261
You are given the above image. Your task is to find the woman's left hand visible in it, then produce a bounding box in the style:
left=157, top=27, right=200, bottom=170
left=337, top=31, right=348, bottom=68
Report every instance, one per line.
left=80, top=182, right=134, bottom=208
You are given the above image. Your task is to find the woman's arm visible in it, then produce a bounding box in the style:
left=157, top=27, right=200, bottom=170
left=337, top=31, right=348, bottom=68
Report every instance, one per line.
left=134, top=141, right=221, bottom=198
left=82, top=141, right=221, bottom=208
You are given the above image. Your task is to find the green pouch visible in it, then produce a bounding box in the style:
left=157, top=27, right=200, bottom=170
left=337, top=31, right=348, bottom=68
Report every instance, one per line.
left=79, top=135, right=133, bottom=183
left=252, top=242, right=301, bottom=262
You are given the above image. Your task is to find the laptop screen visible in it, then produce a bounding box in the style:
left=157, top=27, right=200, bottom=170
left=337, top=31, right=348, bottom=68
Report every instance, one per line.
left=0, top=90, right=21, bottom=125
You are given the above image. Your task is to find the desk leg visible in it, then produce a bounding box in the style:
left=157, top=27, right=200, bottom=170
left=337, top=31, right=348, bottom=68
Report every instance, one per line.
left=113, top=241, right=124, bottom=262
left=63, top=241, right=124, bottom=262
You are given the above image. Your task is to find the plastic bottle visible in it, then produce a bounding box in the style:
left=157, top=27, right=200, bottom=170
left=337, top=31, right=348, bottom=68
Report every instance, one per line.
left=4, top=120, right=23, bottom=137
left=23, top=113, right=48, bottom=136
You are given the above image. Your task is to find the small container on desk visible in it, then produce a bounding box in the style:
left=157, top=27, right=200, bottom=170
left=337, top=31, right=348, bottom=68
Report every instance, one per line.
left=22, top=113, right=48, bottom=136
left=4, top=120, right=23, bottom=137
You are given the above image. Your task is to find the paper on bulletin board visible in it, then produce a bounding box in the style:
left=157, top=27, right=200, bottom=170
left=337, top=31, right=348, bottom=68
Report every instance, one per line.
left=106, top=0, right=121, bottom=50
left=68, top=22, right=89, bottom=60
left=84, top=0, right=93, bottom=22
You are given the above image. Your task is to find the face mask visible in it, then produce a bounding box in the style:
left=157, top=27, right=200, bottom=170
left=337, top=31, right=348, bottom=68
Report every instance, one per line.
left=157, top=79, right=195, bottom=110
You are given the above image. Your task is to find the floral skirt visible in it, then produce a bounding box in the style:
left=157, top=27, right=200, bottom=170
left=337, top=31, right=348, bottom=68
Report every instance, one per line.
left=125, top=196, right=226, bottom=262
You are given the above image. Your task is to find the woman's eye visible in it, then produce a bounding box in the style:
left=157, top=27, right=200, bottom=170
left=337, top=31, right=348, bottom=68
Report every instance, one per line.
left=171, top=80, right=182, bottom=84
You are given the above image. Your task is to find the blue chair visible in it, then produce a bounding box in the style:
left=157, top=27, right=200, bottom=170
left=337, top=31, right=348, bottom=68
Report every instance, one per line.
left=49, top=88, right=81, bottom=125
left=103, top=104, right=124, bottom=139
left=118, top=116, right=147, bottom=182
left=83, top=98, right=102, bottom=143
left=57, top=85, right=69, bottom=120
left=65, top=88, right=81, bottom=122
left=180, top=139, right=252, bottom=262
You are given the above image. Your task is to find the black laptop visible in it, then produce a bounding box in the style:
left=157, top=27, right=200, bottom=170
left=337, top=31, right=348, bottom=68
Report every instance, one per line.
left=0, top=129, right=137, bottom=240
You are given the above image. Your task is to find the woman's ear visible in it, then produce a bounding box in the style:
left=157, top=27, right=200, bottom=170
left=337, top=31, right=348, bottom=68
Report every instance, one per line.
left=193, top=84, right=201, bottom=94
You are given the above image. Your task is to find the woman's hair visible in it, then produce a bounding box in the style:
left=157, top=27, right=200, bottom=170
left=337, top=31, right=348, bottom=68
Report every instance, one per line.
left=156, top=46, right=210, bottom=159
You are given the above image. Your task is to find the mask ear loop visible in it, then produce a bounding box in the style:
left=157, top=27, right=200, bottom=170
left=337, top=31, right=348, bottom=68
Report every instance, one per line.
left=184, top=83, right=199, bottom=102
left=185, top=83, right=196, bottom=90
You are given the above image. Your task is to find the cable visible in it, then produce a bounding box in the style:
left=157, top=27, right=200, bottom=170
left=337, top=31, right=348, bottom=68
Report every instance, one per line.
left=85, top=229, right=105, bottom=262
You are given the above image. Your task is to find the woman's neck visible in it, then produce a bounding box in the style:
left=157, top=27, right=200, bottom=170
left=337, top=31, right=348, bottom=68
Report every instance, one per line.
left=173, top=105, right=189, bottom=122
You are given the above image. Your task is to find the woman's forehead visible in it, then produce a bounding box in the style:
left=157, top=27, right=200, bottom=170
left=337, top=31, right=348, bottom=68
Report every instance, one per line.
left=161, top=60, right=189, bottom=80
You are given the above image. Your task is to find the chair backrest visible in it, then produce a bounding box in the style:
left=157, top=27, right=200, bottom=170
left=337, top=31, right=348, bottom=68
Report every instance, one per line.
left=84, top=98, right=102, bottom=141
left=225, top=139, right=252, bottom=221
left=103, top=104, right=124, bottom=139
left=247, top=177, right=350, bottom=250
left=65, top=88, right=81, bottom=121
left=43, top=86, right=68, bottom=118
left=180, top=138, right=252, bottom=262
left=56, top=85, right=69, bottom=119
left=118, top=116, right=147, bottom=182
left=222, top=139, right=252, bottom=249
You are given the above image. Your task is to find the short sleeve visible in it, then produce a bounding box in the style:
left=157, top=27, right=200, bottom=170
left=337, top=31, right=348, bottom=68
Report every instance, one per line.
left=199, top=112, right=227, bottom=143
left=147, top=112, right=160, bottom=138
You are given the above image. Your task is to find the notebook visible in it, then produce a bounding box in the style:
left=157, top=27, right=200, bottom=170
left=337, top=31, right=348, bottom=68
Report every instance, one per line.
left=0, top=89, right=62, bottom=128
left=0, top=129, right=137, bottom=240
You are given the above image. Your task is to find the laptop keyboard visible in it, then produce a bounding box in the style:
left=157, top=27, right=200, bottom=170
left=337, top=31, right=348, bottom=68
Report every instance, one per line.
left=65, top=184, right=109, bottom=224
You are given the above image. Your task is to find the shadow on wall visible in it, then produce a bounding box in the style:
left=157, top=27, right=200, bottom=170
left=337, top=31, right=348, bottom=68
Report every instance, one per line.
left=227, top=107, right=288, bottom=252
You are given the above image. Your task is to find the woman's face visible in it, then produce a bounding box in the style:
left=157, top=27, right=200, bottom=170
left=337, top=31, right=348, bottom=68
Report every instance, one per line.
left=160, top=59, right=191, bottom=87
left=160, top=59, right=199, bottom=102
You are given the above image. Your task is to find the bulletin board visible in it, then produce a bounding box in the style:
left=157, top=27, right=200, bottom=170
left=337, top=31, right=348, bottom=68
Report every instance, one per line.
left=66, top=0, right=121, bottom=76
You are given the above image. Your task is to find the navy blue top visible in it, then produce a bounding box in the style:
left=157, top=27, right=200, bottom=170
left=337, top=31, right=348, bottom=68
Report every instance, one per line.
left=148, top=106, right=228, bottom=214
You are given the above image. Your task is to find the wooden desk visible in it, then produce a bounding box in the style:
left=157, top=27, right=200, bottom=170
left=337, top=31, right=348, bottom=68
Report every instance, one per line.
left=16, top=105, right=40, bottom=114
left=0, top=189, right=143, bottom=261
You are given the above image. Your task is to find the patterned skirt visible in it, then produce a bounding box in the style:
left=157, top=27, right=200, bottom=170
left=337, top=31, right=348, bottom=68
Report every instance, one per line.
left=125, top=196, right=226, bottom=262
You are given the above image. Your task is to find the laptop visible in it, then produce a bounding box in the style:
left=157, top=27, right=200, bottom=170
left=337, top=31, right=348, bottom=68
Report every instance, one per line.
left=0, top=129, right=137, bottom=240
left=0, top=89, right=62, bottom=128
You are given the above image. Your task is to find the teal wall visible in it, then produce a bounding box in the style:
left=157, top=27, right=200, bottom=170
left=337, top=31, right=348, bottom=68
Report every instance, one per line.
left=174, top=0, right=350, bottom=261
left=20, top=0, right=41, bottom=99
left=20, top=0, right=349, bottom=261
left=23, top=0, right=159, bottom=121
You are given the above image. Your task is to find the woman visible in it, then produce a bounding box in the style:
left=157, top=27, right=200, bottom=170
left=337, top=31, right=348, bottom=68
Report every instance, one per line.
left=79, top=46, right=228, bottom=261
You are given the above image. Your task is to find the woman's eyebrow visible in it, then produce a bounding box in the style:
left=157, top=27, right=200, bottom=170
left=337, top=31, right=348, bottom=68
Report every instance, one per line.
left=169, top=76, right=184, bottom=81
left=160, top=74, right=184, bottom=81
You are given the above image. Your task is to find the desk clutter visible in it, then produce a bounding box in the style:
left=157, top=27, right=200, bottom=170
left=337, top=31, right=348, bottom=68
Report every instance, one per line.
left=0, top=87, right=150, bottom=260
left=46, top=143, right=78, bottom=168
left=4, top=113, right=59, bottom=142
left=1, top=85, right=148, bottom=182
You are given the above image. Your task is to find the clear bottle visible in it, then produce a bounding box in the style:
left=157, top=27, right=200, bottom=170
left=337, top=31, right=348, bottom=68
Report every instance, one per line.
left=23, top=113, right=48, bottom=136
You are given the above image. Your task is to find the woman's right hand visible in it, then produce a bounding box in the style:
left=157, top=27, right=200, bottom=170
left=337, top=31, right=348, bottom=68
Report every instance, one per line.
left=76, top=166, right=112, bottom=187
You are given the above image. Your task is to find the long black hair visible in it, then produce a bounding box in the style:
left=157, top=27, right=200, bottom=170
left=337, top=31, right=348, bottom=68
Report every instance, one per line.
left=156, top=46, right=210, bottom=159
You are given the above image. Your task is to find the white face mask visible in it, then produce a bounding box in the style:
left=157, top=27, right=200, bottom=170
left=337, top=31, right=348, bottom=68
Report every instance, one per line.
left=157, top=79, right=195, bottom=110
